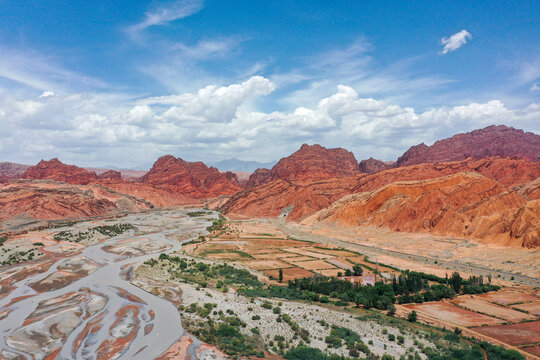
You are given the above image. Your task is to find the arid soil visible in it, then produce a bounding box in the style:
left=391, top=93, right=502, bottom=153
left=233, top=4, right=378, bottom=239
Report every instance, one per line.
left=284, top=220, right=540, bottom=285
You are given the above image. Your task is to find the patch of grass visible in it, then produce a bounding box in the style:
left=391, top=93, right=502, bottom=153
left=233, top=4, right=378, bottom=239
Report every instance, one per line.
left=187, top=211, right=213, bottom=217
left=53, top=223, right=135, bottom=242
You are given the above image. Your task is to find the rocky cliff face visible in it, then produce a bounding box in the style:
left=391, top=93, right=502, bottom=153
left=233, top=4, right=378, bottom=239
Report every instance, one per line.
left=222, top=157, right=540, bottom=221
left=140, top=155, right=242, bottom=199
left=396, top=125, right=540, bottom=167
left=0, top=180, right=152, bottom=221
left=302, top=172, right=540, bottom=248
left=0, top=162, right=30, bottom=180
left=98, top=170, right=122, bottom=180
left=22, top=158, right=99, bottom=185
left=358, top=158, right=395, bottom=174
left=246, top=144, right=359, bottom=188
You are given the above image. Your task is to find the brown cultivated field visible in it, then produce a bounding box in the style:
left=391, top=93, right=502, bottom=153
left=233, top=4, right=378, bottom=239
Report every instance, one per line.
left=513, top=301, right=540, bottom=316
left=471, top=321, right=540, bottom=346
left=292, top=259, right=336, bottom=270
left=281, top=248, right=334, bottom=259
left=240, top=260, right=291, bottom=270
left=403, top=302, right=503, bottom=327
left=318, top=269, right=344, bottom=277
left=326, top=258, right=353, bottom=270
left=205, top=252, right=247, bottom=260
left=281, top=256, right=317, bottom=262
left=308, top=248, right=358, bottom=257
left=186, top=220, right=385, bottom=283
left=452, top=296, right=536, bottom=322
left=264, top=268, right=313, bottom=281
left=477, top=288, right=539, bottom=305
left=525, top=346, right=540, bottom=357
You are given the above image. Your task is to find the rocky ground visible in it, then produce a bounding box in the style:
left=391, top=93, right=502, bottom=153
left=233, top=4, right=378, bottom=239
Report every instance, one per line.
left=134, top=250, right=437, bottom=359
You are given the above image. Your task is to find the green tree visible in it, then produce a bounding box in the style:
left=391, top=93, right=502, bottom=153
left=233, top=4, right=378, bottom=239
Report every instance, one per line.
left=352, top=264, right=364, bottom=276
left=408, top=310, right=417, bottom=322
left=279, top=268, right=284, bottom=283
left=450, top=272, right=462, bottom=293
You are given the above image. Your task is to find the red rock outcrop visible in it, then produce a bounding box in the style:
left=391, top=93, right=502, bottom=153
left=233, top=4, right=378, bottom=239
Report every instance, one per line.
left=22, top=158, right=98, bottom=185
left=0, top=180, right=152, bottom=221
left=98, top=170, right=122, bottom=180
left=101, top=182, right=200, bottom=208
left=246, top=144, right=360, bottom=188
left=396, top=125, right=540, bottom=167
left=0, top=162, right=30, bottom=180
left=358, top=158, right=395, bottom=174
left=86, top=168, right=148, bottom=181
left=222, top=157, right=540, bottom=221
left=302, top=173, right=540, bottom=248
left=140, top=155, right=242, bottom=199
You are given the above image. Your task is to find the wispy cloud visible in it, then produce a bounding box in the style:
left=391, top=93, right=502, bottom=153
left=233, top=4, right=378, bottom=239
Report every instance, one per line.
left=0, top=47, right=106, bottom=92
left=531, top=83, right=540, bottom=91
left=439, top=30, right=472, bottom=54
left=171, top=38, right=238, bottom=59
left=127, top=0, right=204, bottom=38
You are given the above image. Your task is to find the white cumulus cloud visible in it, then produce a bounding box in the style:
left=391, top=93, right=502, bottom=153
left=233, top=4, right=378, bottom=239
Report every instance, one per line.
left=39, top=91, right=55, bottom=98
left=439, top=30, right=472, bottom=54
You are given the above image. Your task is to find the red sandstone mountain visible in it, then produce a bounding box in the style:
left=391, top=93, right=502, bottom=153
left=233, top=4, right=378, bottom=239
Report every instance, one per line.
left=222, top=157, right=540, bottom=221
left=358, top=158, right=395, bottom=174
left=22, top=158, right=99, bottom=185
left=246, top=144, right=360, bottom=188
left=98, top=170, right=122, bottom=180
left=396, top=125, right=540, bottom=167
left=0, top=180, right=152, bottom=222
left=0, top=162, right=30, bottom=181
left=86, top=167, right=148, bottom=181
left=302, top=172, right=540, bottom=248
left=140, top=155, right=242, bottom=199
left=358, top=125, right=540, bottom=173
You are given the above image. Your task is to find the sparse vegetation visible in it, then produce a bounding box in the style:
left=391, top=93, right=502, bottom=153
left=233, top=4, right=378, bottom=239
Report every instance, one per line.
left=187, top=211, right=213, bottom=217
left=53, top=223, right=135, bottom=242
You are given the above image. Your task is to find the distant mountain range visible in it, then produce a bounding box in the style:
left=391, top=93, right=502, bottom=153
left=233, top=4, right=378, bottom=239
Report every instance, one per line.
left=209, top=158, right=277, bottom=172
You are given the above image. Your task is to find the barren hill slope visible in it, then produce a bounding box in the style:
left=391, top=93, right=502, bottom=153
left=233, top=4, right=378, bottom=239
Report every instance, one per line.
left=302, top=172, right=539, bottom=248
left=222, top=157, right=540, bottom=221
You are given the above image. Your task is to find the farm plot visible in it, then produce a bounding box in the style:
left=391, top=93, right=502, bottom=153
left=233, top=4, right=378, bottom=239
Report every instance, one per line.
left=318, top=269, right=344, bottom=277
left=451, top=296, right=536, bottom=322
left=326, top=258, right=353, bottom=270
left=403, top=302, right=503, bottom=327
left=281, top=248, right=334, bottom=259
left=240, top=260, right=291, bottom=270
left=512, top=301, right=540, bottom=316
left=308, top=248, right=358, bottom=257
left=290, top=259, right=336, bottom=271
left=471, top=321, right=540, bottom=346
left=263, top=268, right=313, bottom=281
left=476, top=289, right=539, bottom=305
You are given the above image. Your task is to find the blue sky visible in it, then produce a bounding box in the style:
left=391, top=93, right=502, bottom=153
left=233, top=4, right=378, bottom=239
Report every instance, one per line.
left=0, top=0, right=539, bottom=168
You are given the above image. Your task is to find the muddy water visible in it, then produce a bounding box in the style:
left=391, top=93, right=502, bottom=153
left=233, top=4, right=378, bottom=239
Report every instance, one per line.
left=0, top=209, right=215, bottom=359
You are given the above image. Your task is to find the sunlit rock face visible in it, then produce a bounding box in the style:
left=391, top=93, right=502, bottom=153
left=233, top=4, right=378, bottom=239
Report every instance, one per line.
left=395, top=125, right=540, bottom=167
left=302, top=172, right=540, bottom=249
left=140, top=154, right=243, bottom=198
left=246, top=143, right=360, bottom=188
left=22, top=158, right=99, bottom=185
